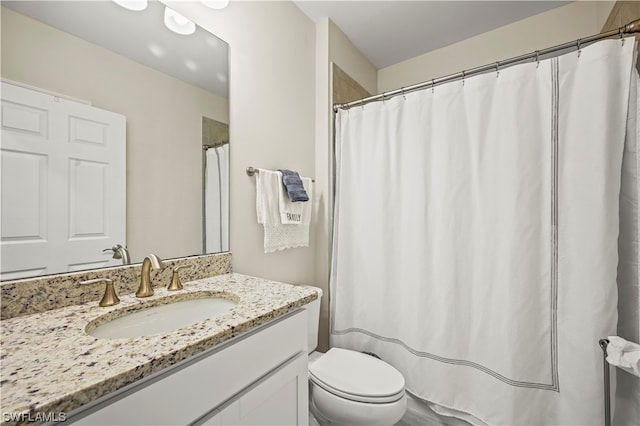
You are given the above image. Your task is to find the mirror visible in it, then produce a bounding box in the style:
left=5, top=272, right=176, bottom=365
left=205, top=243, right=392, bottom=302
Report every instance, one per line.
left=0, top=0, right=229, bottom=280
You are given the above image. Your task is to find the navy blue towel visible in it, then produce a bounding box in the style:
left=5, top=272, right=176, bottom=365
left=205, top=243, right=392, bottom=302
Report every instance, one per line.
left=279, top=169, right=309, bottom=202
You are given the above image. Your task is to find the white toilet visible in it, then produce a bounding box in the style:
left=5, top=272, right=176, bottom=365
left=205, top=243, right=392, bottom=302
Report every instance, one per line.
left=303, top=287, right=408, bottom=425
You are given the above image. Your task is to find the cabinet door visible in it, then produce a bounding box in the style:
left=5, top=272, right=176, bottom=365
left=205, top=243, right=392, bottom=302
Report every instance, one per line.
left=201, top=352, right=308, bottom=426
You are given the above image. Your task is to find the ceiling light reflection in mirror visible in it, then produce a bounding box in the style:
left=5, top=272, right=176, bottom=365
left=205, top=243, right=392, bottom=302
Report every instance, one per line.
left=164, top=7, right=196, bottom=35
left=201, top=0, right=230, bottom=9
left=106, top=1, right=228, bottom=94
left=113, top=0, right=148, bottom=12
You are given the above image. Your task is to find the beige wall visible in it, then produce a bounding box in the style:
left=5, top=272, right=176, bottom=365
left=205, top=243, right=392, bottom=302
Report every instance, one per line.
left=309, top=18, right=378, bottom=351
left=333, top=64, right=371, bottom=105
left=1, top=7, right=228, bottom=264
left=378, top=1, right=616, bottom=92
left=328, top=20, right=377, bottom=96
left=602, top=1, right=640, bottom=32
left=166, top=2, right=318, bottom=289
left=314, top=18, right=332, bottom=352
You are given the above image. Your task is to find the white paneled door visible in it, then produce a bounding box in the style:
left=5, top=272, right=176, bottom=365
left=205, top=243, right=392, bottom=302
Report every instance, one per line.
left=0, top=82, right=126, bottom=280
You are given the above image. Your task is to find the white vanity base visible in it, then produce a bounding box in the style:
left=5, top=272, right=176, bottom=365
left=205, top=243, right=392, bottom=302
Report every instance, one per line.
left=67, top=309, right=308, bottom=425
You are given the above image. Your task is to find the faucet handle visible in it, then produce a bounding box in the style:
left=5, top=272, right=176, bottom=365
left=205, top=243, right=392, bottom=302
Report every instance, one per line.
left=167, top=265, right=193, bottom=291
left=80, top=278, right=120, bottom=307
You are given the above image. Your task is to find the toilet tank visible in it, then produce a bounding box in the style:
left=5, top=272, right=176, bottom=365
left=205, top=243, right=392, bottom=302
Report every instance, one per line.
left=302, top=286, right=323, bottom=353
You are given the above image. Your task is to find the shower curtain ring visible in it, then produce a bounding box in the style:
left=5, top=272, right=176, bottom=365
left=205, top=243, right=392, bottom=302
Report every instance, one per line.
left=496, top=62, right=500, bottom=78
left=432, top=80, right=435, bottom=93
left=577, top=38, right=582, bottom=57
left=401, top=87, right=406, bottom=100
left=535, top=50, right=540, bottom=68
left=462, top=70, right=466, bottom=86
left=620, top=29, right=626, bottom=46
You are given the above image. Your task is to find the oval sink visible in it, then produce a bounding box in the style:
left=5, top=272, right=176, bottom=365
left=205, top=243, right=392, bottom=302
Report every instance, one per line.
left=87, top=296, right=238, bottom=339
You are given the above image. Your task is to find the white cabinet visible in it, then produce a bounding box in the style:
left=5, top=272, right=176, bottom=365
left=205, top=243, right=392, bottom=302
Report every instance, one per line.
left=68, top=310, right=308, bottom=426
left=200, top=353, right=308, bottom=425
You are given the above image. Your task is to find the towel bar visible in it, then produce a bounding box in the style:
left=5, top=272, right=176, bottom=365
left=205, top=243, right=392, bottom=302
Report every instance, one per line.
left=599, top=338, right=611, bottom=426
left=246, top=166, right=315, bottom=182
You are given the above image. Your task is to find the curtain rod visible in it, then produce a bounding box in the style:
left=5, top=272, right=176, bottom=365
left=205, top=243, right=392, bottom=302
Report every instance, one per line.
left=203, top=141, right=229, bottom=149
left=334, top=19, right=640, bottom=112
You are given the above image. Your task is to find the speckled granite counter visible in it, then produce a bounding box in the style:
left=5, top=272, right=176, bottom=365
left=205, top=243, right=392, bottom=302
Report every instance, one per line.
left=0, top=273, right=317, bottom=424
left=1, top=253, right=232, bottom=320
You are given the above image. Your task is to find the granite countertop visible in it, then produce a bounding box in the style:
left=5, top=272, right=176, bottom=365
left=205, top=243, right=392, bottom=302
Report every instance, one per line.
left=0, top=273, right=317, bottom=422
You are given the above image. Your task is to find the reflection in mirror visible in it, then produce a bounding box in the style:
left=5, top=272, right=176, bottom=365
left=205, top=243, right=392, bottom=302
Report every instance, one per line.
left=203, top=117, right=229, bottom=253
left=0, top=1, right=229, bottom=280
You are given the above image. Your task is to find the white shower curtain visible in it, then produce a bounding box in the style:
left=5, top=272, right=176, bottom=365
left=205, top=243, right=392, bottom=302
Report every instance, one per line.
left=205, top=144, right=229, bottom=253
left=331, top=39, right=637, bottom=425
left=615, top=61, right=640, bottom=426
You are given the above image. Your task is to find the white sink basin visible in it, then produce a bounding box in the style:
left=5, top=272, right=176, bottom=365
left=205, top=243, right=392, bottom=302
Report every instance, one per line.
left=87, top=295, right=238, bottom=339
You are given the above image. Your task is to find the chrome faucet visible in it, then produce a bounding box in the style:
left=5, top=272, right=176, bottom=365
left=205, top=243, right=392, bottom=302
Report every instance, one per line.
left=103, top=244, right=131, bottom=265
left=136, top=254, right=164, bottom=298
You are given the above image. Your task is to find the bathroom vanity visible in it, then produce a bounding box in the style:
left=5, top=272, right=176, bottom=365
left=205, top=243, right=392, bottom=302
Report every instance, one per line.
left=71, top=309, right=308, bottom=425
left=0, top=271, right=317, bottom=426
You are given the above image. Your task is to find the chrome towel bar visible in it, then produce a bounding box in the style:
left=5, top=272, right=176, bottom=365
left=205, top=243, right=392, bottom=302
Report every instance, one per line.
left=246, top=166, right=315, bottom=182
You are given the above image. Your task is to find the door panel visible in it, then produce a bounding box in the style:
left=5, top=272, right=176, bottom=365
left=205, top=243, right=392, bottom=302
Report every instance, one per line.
left=1, top=150, right=47, bottom=240
left=0, top=82, right=126, bottom=279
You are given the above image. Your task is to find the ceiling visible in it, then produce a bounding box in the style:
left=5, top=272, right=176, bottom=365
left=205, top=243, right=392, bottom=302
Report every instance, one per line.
left=2, top=0, right=229, bottom=98
left=294, top=1, right=571, bottom=69
left=4, top=1, right=572, bottom=94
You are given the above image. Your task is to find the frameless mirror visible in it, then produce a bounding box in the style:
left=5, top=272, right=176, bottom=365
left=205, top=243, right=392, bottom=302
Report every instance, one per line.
left=0, top=0, right=229, bottom=280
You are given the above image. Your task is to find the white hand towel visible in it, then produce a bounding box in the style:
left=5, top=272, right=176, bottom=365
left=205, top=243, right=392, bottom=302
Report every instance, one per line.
left=256, top=169, right=313, bottom=253
left=256, top=169, right=280, bottom=226
left=606, top=336, right=640, bottom=378
left=279, top=176, right=313, bottom=224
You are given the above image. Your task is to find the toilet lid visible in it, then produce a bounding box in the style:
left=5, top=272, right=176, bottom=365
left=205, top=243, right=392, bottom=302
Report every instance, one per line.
left=309, top=348, right=405, bottom=403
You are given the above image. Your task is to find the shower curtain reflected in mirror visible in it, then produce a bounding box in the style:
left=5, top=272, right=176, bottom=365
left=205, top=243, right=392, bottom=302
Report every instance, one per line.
left=331, top=38, right=638, bottom=425
left=205, top=143, right=229, bottom=253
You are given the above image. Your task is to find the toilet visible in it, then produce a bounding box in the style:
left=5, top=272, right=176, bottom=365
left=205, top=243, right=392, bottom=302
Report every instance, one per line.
left=303, top=287, right=408, bottom=425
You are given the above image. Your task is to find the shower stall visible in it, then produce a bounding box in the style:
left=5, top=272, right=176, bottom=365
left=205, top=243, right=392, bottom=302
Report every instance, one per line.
left=203, top=116, right=229, bottom=254
left=331, top=25, right=640, bottom=425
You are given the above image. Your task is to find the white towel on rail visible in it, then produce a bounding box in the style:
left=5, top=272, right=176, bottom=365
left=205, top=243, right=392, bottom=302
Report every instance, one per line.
left=279, top=176, right=312, bottom=224
left=256, top=169, right=280, bottom=226
left=607, top=336, right=640, bottom=378
left=256, top=169, right=312, bottom=252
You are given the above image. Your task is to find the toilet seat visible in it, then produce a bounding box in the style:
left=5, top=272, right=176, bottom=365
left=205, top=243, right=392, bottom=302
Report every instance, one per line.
left=308, top=348, right=405, bottom=404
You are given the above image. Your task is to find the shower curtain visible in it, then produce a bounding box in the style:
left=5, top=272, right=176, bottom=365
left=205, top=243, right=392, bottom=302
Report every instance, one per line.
left=205, top=144, right=229, bottom=253
left=331, top=39, right=637, bottom=425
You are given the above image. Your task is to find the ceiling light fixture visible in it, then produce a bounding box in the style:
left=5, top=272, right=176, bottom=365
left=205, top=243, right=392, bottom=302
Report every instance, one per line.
left=201, top=0, right=229, bottom=10
left=113, top=0, right=148, bottom=11
left=164, top=7, right=196, bottom=35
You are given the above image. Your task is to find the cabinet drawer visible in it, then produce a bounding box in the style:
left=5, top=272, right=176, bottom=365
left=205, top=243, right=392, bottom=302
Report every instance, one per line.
left=70, top=309, right=307, bottom=425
